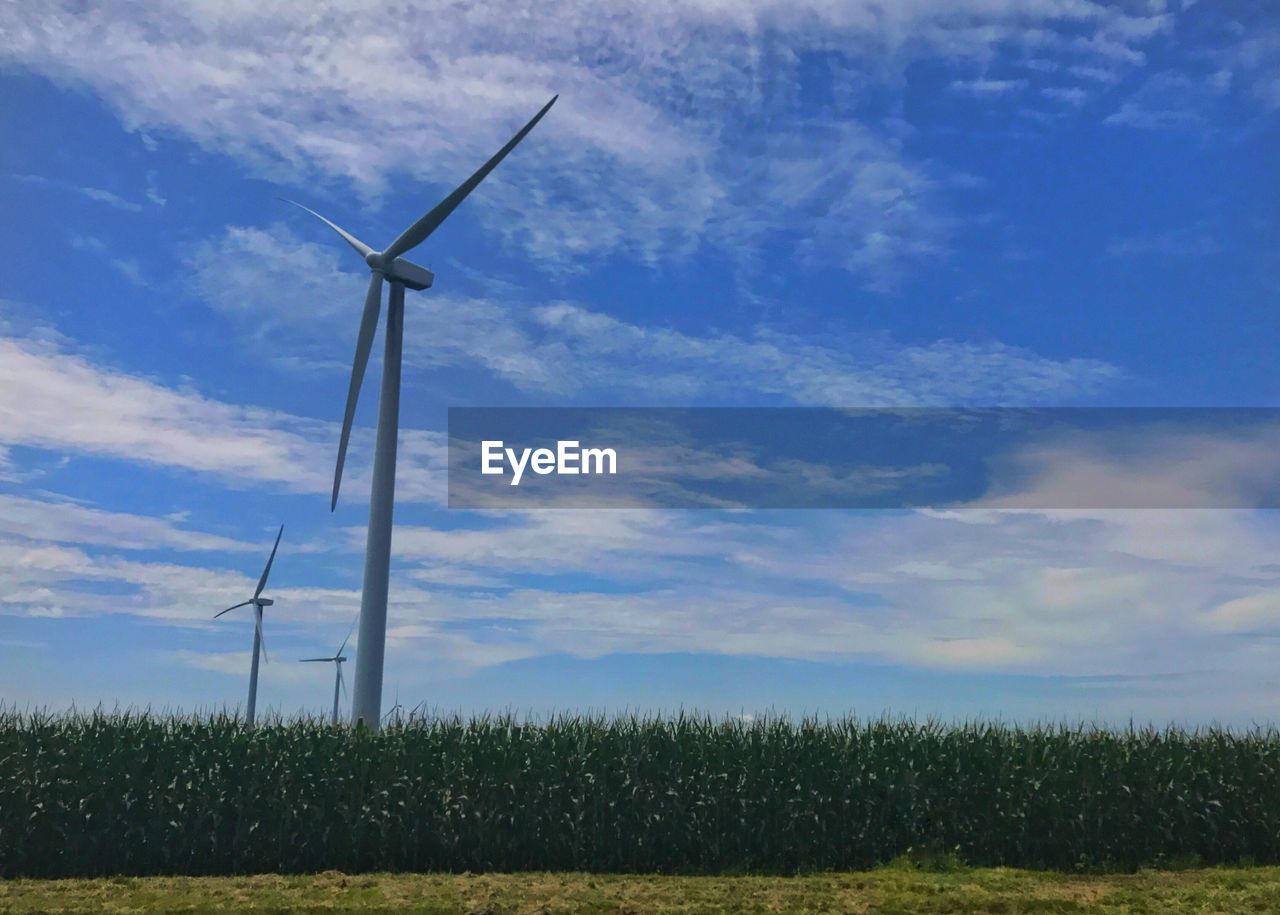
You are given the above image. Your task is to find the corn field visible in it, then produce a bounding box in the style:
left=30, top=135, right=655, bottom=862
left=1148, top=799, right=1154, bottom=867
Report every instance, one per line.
left=4, top=709, right=1280, bottom=877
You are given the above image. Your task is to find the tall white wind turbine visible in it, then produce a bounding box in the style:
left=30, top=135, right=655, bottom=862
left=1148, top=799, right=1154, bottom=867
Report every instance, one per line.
left=300, top=619, right=355, bottom=725
left=213, top=524, right=283, bottom=727
left=285, top=95, right=557, bottom=728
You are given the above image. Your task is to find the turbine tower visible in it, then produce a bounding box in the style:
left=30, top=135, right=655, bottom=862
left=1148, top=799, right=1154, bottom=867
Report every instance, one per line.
left=300, top=620, right=354, bottom=725
left=213, top=524, right=283, bottom=727
left=286, top=95, right=557, bottom=728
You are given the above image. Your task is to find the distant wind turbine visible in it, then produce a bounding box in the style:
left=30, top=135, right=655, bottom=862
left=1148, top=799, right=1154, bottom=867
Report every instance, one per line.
left=382, top=683, right=404, bottom=727
left=213, top=524, right=283, bottom=728
left=300, top=617, right=356, bottom=725
left=283, top=95, right=557, bottom=728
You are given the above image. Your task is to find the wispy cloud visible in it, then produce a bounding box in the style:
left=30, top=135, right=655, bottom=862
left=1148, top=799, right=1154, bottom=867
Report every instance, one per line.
left=0, top=331, right=332, bottom=492
left=9, top=498, right=1280, bottom=685
left=1105, top=69, right=1232, bottom=130
left=528, top=303, right=1121, bottom=405
left=1041, top=86, right=1088, bottom=107
left=949, top=78, right=1028, bottom=96
left=0, top=0, right=1178, bottom=288
left=69, top=235, right=150, bottom=285
left=191, top=224, right=1122, bottom=406
left=1204, top=590, right=1280, bottom=634
left=107, top=256, right=147, bottom=285
left=5, top=465, right=1280, bottom=696
left=143, top=170, right=166, bottom=207
left=186, top=224, right=366, bottom=369
left=1107, top=226, right=1222, bottom=258
left=0, top=527, right=365, bottom=627
left=353, top=503, right=1280, bottom=680
left=10, top=172, right=144, bottom=211
left=0, top=494, right=257, bottom=553
left=0, top=316, right=446, bottom=502
left=1219, top=28, right=1280, bottom=112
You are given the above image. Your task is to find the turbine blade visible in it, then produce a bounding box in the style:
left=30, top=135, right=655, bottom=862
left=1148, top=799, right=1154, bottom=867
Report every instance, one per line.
left=300, top=658, right=333, bottom=663
left=278, top=198, right=374, bottom=258
left=254, top=524, right=284, bottom=600
left=213, top=599, right=253, bottom=619
left=332, top=272, right=384, bottom=510
left=254, top=606, right=269, bottom=664
left=338, top=665, right=346, bottom=697
left=380, top=95, right=558, bottom=261
left=337, top=614, right=358, bottom=657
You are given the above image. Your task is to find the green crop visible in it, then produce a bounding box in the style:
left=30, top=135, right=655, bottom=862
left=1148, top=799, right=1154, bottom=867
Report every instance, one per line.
left=3, top=709, right=1279, bottom=877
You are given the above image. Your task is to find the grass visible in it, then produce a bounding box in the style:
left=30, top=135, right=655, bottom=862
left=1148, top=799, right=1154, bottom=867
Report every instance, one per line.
left=4, top=867, right=1280, bottom=913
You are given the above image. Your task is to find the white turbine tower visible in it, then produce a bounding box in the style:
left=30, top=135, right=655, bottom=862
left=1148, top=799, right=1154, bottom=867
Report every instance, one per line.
left=213, top=524, right=283, bottom=727
left=285, top=95, right=557, bottom=728
left=300, top=619, right=355, bottom=725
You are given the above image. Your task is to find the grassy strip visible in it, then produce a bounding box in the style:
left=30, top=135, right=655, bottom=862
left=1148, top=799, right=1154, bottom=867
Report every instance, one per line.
left=3, top=866, right=1280, bottom=913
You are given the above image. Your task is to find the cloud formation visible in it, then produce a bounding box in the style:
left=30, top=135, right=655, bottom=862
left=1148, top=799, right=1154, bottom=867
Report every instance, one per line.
left=0, top=317, right=447, bottom=502
left=0, top=0, right=1179, bottom=287
left=191, top=224, right=1123, bottom=406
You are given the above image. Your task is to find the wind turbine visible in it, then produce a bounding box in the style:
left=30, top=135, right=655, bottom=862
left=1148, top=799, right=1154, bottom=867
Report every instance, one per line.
left=213, top=524, right=283, bottom=727
left=300, top=618, right=355, bottom=725
left=284, top=95, right=557, bottom=728
left=382, top=683, right=404, bottom=727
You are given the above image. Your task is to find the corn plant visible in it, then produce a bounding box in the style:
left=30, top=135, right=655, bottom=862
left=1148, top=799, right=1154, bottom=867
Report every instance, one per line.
left=2, top=709, right=1279, bottom=876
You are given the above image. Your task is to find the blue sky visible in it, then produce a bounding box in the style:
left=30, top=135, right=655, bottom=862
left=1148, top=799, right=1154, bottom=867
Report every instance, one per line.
left=1, top=0, right=1278, bottom=724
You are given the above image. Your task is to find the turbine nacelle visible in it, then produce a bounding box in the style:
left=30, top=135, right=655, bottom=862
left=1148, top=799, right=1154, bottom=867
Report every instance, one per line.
left=280, top=203, right=433, bottom=290
left=378, top=255, right=434, bottom=291
left=255, top=598, right=275, bottom=607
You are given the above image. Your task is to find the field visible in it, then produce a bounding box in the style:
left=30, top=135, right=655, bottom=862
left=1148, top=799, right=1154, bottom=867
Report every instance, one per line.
left=5, top=710, right=1280, bottom=878
left=5, top=868, right=1280, bottom=913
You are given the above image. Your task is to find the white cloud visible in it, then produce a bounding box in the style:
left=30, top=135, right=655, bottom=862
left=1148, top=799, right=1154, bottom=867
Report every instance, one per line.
left=1107, top=226, right=1221, bottom=257
left=5, top=462, right=1280, bottom=694
left=978, top=423, right=1280, bottom=510
left=1104, top=69, right=1231, bottom=129
left=1204, top=591, right=1280, bottom=633
left=0, top=494, right=256, bottom=553
left=0, top=332, right=333, bottom=492
left=187, top=223, right=367, bottom=369
left=0, top=532, right=366, bottom=628
left=949, top=78, right=1028, bottom=95
left=316, top=503, right=1280, bottom=680
left=175, top=649, right=320, bottom=685
left=9, top=172, right=145, bottom=211
left=914, top=636, right=1041, bottom=667
left=719, top=122, right=952, bottom=290
left=530, top=302, right=1121, bottom=405
left=1067, top=63, right=1122, bottom=82
left=0, top=319, right=448, bottom=502
left=144, top=170, right=167, bottom=207
left=0, top=0, right=1177, bottom=287
left=1221, top=28, right=1280, bottom=111
left=1042, top=86, right=1088, bottom=106
left=190, top=223, right=1123, bottom=405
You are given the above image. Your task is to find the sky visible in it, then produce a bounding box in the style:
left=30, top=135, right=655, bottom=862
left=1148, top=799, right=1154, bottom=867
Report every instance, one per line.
left=1, top=0, right=1278, bottom=725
